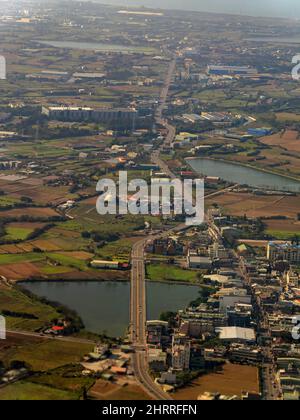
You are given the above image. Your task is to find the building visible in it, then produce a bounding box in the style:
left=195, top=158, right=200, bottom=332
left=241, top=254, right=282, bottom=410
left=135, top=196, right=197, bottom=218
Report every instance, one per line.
left=90, top=260, right=130, bottom=270
left=187, top=252, right=213, bottom=270
left=147, top=320, right=169, bottom=346
left=148, top=348, right=167, bottom=372
left=207, top=65, right=257, bottom=77
left=277, top=358, right=300, bottom=400
left=172, top=336, right=191, bottom=371
left=227, top=304, right=253, bottom=328
left=267, top=242, right=300, bottom=264
left=217, top=327, right=256, bottom=344
left=229, top=344, right=263, bottom=364
left=219, top=290, right=252, bottom=313
left=42, top=106, right=137, bottom=124
left=247, top=128, right=272, bottom=137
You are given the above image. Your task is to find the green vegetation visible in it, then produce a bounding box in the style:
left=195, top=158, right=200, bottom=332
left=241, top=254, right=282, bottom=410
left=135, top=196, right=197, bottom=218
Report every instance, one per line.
left=0, top=381, right=77, bottom=400
left=146, top=264, right=202, bottom=283
left=29, top=365, right=95, bottom=398
left=46, top=253, right=87, bottom=271
left=0, top=338, right=93, bottom=371
left=0, top=284, right=59, bottom=331
left=0, top=253, right=44, bottom=265
left=4, top=227, right=33, bottom=241
left=266, top=230, right=299, bottom=240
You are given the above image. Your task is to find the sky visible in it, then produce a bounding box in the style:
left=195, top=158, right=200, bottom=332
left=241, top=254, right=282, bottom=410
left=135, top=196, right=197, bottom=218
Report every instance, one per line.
left=95, top=0, right=300, bottom=19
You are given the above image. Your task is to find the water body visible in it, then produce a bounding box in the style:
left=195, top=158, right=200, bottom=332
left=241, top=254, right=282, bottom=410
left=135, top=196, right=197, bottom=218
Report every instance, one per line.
left=246, top=37, right=300, bottom=44
left=188, top=158, right=300, bottom=192
left=94, top=0, right=300, bottom=19
left=34, top=40, right=147, bottom=53
left=21, top=281, right=199, bottom=337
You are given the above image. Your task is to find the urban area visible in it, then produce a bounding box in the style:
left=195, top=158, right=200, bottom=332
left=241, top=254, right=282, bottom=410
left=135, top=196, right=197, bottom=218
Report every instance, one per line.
left=0, top=0, right=300, bottom=402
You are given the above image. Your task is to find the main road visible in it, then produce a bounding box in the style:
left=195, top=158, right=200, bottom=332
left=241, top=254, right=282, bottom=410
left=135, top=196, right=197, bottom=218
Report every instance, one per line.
left=130, top=56, right=177, bottom=400
left=130, top=55, right=237, bottom=399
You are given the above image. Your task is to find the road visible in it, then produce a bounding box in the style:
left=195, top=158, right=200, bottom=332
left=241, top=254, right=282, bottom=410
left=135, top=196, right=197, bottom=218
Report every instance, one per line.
left=130, top=55, right=239, bottom=399
left=6, top=329, right=96, bottom=345
left=130, top=57, right=177, bottom=400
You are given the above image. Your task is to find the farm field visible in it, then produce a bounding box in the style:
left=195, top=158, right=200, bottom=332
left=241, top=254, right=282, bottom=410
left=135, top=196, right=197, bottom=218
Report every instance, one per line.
left=206, top=192, right=300, bottom=219
left=173, top=363, right=259, bottom=400
left=0, top=336, right=93, bottom=371
left=146, top=264, right=202, bottom=283
left=260, top=130, right=300, bottom=154
left=89, top=380, right=151, bottom=401
left=0, top=283, right=60, bottom=331
left=264, top=219, right=300, bottom=239
left=0, top=381, right=76, bottom=400
left=0, top=207, right=59, bottom=218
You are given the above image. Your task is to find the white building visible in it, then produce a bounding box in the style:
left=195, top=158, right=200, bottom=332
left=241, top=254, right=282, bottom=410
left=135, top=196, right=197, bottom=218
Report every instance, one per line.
left=172, top=336, right=191, bottom=371
left=217, top=327, right=256, bottom=344
left=267, top=242, right=300, bottom=264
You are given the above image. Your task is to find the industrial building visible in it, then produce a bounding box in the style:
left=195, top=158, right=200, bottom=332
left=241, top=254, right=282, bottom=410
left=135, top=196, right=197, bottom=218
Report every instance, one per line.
left=216, top=326, right=256, bottom=344
left=42, top=106, right=137, bottom=124
left=207, top=65, right=258, bottom=76
left=90, top=260, right=130, bottom=270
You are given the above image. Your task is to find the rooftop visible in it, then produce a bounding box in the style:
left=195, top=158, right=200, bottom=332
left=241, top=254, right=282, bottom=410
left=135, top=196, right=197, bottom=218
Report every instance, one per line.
left=217, top=327, right=256, bottom=342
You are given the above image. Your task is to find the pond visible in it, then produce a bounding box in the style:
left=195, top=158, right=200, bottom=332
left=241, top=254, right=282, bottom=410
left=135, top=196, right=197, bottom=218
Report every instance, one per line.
left=22, top=281, right=200, bottom=337
left=188, top=158, right=300, bottom=193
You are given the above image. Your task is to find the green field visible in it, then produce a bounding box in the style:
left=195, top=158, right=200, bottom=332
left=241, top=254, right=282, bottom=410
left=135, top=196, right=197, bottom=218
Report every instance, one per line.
left=0, top=253, right=44, bottom=265
left=0, top=284, right=59, bottom=331
left=266, top=230, right=299, bottom=240
left=0, top=338, right=93, bottom=371
left=97, top=238, right=136, bottom=261
left=146, top=264, right=202, bottom=283
left=0, top=381, right=76, bottom=400
left=4, top=227, right=33, bottom=241
left=46, top=253, right=87, bottom=270
left=0, top=196, right=21, bottom=207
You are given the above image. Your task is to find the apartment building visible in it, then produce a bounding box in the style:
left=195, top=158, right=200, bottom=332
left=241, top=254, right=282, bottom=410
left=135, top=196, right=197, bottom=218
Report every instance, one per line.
left=267, top=242, right=300, bottom=264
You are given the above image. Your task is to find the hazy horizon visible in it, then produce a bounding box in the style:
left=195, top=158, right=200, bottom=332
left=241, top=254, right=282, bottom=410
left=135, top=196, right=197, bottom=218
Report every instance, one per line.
left=92, top=0, right=300, bottom=19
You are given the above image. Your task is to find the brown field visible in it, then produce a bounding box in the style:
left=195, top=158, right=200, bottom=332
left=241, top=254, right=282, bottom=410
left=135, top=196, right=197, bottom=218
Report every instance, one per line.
left=0, top=245, right=24, bottom=254
left=60, top=251, right=94, bottom=260
left=0, top=207, right=59, bottom=218
left=173, top=363, right=259, bottom=400
left=29, top=239, right=61, bottom=252
left=206, top=192, right=300, bottom=218
left=265, top=219, right=300, bottom=234
left=259, top=149, right=300, bottom=175
left=0, top=332, right=43, bottom=351
left=89, top=381, right=152, bottom=401
left=49, top=227, right=82, bottom=239
left=8, top=222, right=45, bottom=230
left=260, top=130, right=300, bottom=153
left=88, top=379, right=118, bottom=398
left=0, top=263, right=42, bottom=280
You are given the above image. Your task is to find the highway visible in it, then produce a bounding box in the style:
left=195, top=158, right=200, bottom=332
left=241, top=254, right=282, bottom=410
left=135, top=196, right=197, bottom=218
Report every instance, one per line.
left=130, top=55, right=238, bottom=399
left=130, top=57, right=177, bottom=400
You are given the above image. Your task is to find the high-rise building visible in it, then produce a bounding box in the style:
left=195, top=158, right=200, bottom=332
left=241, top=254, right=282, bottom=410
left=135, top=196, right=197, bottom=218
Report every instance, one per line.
left=172, top=335, right=191, bottom=371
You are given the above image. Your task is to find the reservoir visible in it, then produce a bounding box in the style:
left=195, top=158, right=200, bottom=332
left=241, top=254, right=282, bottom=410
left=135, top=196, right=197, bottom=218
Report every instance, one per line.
left=21, top=281, right=199, bottom=337
left=188, top=158, right=300, bottom=193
